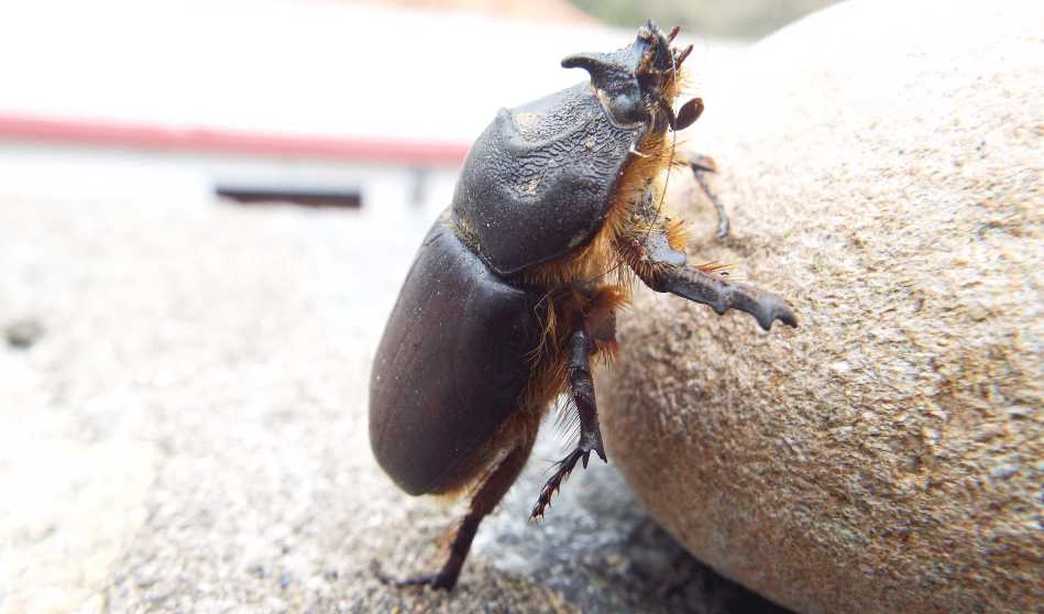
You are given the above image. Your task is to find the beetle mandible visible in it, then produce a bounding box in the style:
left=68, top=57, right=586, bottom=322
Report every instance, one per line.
left=369, top=21, right=797, bottom=590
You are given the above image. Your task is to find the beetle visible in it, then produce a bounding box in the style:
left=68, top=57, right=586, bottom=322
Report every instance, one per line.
left=369, top=21, right=796, bottom=590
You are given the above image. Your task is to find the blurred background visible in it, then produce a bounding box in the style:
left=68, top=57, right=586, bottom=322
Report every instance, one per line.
left=1, top=1, right=834, bottom=612
left=0, top=0, right=835, bottom=230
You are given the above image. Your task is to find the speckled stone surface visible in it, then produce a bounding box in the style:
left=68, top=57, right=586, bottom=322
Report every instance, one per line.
left=600, top=1, right=1042, bottom=612
left=0, top=194, right=786, bottom=613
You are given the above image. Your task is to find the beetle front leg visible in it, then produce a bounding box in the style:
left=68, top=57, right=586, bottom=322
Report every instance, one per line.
left=660, top=265, right=798, bottom=331
left=619, top=228, right=797, bottom=331
left=530, top=327, right=606, bottom=520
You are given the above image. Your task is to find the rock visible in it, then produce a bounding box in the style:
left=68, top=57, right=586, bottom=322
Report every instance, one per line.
left=600, top=1, right=1043, bottom=612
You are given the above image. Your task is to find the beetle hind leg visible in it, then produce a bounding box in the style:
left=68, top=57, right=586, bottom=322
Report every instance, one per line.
left=377, top=437, right=534, bottom=591
left=531, top=327, right=606, bottom=520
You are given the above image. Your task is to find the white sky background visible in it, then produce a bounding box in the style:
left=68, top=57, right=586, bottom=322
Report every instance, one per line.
left=0, top=0, right=725, bottom=144
left=0, top=0, right=746, bottom=209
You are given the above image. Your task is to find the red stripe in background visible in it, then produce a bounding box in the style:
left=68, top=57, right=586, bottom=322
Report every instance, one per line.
left=0, top=113, right=470, bottom=166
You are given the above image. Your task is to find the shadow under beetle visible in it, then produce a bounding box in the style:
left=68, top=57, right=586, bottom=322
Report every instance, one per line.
left=369, top=21, right=797, bottom=590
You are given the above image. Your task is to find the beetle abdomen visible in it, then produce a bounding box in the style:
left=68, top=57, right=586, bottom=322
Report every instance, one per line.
left=369, top=216, right=541, bottom=496
left=452, top=83, right=643, bottom=276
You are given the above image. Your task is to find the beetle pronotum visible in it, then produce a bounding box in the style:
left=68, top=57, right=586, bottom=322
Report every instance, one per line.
left=369, top=21, right=796, bottom=590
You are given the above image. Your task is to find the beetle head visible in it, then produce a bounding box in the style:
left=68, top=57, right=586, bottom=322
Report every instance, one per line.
left=563, top=21, right=701, bottom=132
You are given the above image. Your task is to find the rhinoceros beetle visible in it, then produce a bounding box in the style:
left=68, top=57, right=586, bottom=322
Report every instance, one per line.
left=369, top=21, right=796, bottom=590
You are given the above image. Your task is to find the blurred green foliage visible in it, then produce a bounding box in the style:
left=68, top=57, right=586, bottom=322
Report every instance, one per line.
left=568, top=0, right=837, bottom=39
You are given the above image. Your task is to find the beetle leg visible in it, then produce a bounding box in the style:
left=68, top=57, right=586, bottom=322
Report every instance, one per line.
left=377, top=439, right=534, bottom=591
left=529, top=448, right=588, bottom=521
left=659, top=266, right=798, bottom=331
left=567, top=328, right=606, bottom=464
left=530, top=328, right=606, bottom=520
left=618, top=227, right=797, bottom=331
left=689, top=154, right=730, bottom=239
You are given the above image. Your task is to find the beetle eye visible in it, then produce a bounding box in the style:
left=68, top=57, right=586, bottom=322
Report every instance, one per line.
left=609, top=92, right=644, bottom=124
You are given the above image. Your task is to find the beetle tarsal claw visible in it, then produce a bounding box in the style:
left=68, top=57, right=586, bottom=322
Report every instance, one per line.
left=529, top=448, right=592, bottom=520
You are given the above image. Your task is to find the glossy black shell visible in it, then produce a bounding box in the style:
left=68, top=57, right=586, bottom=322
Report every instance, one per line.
left=369, top=217, right=541, bottom=495
left=451, top=82, right=644, bottom=276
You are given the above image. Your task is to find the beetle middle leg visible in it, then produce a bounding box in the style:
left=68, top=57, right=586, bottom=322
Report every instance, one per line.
left=530, top=323, right=609, bottom=520
left=377, top=436, right=535, bottom=591
left=689, top=154, right=730, bottom=239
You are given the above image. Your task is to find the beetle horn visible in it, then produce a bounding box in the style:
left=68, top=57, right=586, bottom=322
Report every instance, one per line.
left=561, top=52, right=625, bottom=82
left=562, top=50, right=644, bottom=124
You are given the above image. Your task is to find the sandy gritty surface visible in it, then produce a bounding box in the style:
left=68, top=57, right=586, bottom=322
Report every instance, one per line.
left=0, top=193, right=785, bottom=613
